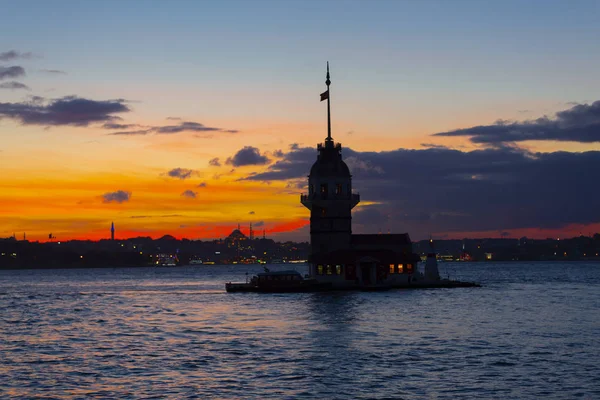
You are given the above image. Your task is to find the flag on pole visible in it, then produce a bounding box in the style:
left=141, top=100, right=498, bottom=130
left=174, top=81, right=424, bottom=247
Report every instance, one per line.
left=320, top=90, right=329, bottom=102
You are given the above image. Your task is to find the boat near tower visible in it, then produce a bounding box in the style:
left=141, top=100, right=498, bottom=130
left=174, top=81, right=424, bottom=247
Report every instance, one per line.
left=226, top=64, right=479, bottom=292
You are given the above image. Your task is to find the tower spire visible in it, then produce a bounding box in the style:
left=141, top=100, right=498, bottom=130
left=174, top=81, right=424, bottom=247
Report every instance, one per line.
left=326, top=62, right=332, bottom=141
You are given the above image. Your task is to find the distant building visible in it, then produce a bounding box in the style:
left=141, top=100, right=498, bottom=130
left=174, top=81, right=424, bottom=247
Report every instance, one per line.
left=226, top=225, right=248, bottom=247
left=301, top=64, right=420, bottom=288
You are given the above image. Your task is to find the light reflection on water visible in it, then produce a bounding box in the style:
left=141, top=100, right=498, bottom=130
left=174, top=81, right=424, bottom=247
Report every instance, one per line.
left=1, top=263, right=599, bottom=399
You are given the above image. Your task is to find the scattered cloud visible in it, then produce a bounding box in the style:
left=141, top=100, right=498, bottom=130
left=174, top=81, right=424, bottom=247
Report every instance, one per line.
left=197, top=182, right=207, bottom=188
left=209, top=157, right=221, bottom=167
left=109, top=129, right=151, bottom=136
left=166, top=116, right=181, bottom=120
left=156, top=121, right=221, bottom=134
left=249, top=211, right=255, bottom=215
left=166, top=168, right=196, bottom=180
left=0, top=51, right=34, bottom=61
left=0, top=81, right=30, bottom=91
left=0, top=96, right=130, bottom=126
left=102, top=123, right=142, bottom=130
left=244, top=145, right=314, bottom=181
left=181, top=190, right=197, bottom=199
left=102, top=190, right=131, bottom=204
left=108, top=120, right=237, bottom=136
left=254, top=221, right=265, bottom=227
left=273, top=149, right=284, bottom=157
left=40, top=69, right=67, bottom=75
left=226, top=146, right=270, bottom=167
left=433, top=100, right=600, bottom=144
left=420, top=143, right=449, bottom=149
left=0, top=66, right=25, bottom=80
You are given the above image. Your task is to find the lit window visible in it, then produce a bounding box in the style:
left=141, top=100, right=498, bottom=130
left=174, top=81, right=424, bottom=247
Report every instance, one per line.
left=336, top=265, right=342, bottom=275
left=389, top=264, right=395, bottom=274
left=397, top=264, right=404, bottom=273
left=321, top=208, right=327, bottom=217
left=317, top=265, right=324, bottom=275
left=321, top=184, right=328, bottom=194
left=326, top=265, right=332, bottom=275
left=406, top=264, right=414, bottom=273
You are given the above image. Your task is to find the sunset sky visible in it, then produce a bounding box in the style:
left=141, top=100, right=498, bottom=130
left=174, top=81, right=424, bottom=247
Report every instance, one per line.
left=2, top=0, right=600, bottom=242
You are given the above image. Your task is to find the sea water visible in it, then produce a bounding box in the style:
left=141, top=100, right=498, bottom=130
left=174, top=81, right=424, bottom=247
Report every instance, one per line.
left=1, top=262, right=599, bottom=399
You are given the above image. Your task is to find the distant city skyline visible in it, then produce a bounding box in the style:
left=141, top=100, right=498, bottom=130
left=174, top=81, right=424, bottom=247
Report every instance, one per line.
left=1, top=1, right=600, bottom=242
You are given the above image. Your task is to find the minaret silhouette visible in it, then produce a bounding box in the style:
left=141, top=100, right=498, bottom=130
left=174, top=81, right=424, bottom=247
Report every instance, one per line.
left=111, top=222, right=115, bottom=241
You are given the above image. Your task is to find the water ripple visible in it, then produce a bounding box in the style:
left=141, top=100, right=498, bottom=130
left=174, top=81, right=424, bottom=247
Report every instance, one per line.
left=0, top=263, right=599, bottom=399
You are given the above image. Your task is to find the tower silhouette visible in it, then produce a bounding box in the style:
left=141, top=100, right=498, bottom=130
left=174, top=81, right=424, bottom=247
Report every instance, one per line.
left=111, top=222, right=115, bottom=241
left=301, top=63, right=360, bottom=256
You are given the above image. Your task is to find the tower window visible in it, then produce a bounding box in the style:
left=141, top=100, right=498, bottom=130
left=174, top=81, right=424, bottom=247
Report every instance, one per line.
left=397, top=264, right=404, bottom=273
left=336, top=184, right=342, bottom=195
left=326, top=265, right=332, bottom=275
left=309, top=184, right=314, bottom=195
left=320, top=184, right=328, bottom=194
left=321, top=207, right=327, bottom=217
left=317, top=265, right=324, bottom=275
left=389, top=264, right=395, bottom=274
left=336, top=265, right=342, bottom=275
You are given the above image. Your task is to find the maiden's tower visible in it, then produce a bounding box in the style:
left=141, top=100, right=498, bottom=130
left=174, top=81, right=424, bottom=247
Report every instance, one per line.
left=301, top=64, right=424, bottom=289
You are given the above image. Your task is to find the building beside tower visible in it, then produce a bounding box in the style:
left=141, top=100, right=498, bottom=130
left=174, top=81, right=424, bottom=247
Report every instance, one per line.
left=301, top=64, right=421, bottom=289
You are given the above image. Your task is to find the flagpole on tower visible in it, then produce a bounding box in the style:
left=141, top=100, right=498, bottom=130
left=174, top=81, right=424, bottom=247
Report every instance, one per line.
left=326, top=62, right=332, bottom=141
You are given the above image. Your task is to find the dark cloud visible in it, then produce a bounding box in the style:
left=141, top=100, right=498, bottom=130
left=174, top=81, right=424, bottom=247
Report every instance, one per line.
left=0, top=81, right=30, bottom=91
left=181, top=190, right=197, bottom=199
left=254, top=221, right=265, bottom=227
left=0, top=51, right=34, bottom=61
left=166, top=168, right=195, bottom=180
left=0, top=66, right=25, bottom=80
left=245, top=145, right=314, bottom=180
left=108, top=121, right=237, bottom=136
left=40, top=69, right=67, bottom=74
left=102, top=190, right=131, bottom=204
left=249, top=211, right=255, bottom=215
left=420, top=143, right=449, bottom=149
left=226, top=146, right=270, bottom=167
left=209, top=157, right=221, bottom=167
left=433, top=100, right=600, bottom=144
left=156, top=121, right=222, bottom=134
left=109, top=129, right=151, bottom=136
left=273, top=149, right=284, bottom=157
left=0, top=96, right=130, bottom=126
left=197, top=182, right=207, bottom=188
left=102, top=123, right=141, bottom=129
left=241, top=143, right=600, bottom=238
